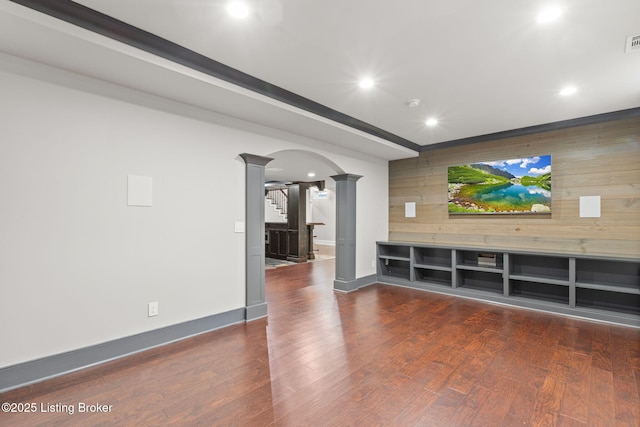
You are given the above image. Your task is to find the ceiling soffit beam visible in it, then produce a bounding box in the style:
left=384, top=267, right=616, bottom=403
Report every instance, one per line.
left=422, top=107, right=640, bottom=152
left=8, top=0, right=421, bottom=153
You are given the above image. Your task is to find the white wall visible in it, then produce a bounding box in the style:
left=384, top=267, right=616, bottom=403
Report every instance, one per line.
left=354, top=164, right=389, bottom=278
left=0, top=56, right=389, bottom=368
left=309, top=187, right=336, bottom=245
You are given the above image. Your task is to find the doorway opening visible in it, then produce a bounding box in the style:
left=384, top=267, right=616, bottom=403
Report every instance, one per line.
left=263, top=149, right=343, bottom=271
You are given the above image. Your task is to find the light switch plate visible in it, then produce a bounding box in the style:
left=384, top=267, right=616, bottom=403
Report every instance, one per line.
left=148, top=301, right=158, bottom=317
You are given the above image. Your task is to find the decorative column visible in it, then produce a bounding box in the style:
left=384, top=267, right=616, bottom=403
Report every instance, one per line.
left=331, top=174, right=362, bottom=292
left=240, top=153, right=273, bottom=321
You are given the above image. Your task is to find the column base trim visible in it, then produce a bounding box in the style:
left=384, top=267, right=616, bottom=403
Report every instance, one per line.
left=333, top=274, right=377, bottom=293
left=246, top=302, right=268, bottom=321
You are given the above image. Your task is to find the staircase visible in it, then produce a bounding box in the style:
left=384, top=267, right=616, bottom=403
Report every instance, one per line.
left=266, top=187, right=287, bottom=219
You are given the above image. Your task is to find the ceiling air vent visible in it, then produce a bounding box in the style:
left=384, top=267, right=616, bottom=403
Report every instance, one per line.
left=625, top=34, right=640, bottom=53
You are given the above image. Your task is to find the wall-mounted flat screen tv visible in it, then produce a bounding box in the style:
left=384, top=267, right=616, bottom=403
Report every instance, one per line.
left=448, top=155, right=551, bottom=214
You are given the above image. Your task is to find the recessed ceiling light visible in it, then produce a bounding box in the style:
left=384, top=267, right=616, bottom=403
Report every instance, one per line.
left=559, top=86, right=577, bottom=96
left=425, top=118, right=438, bottom=127
left=227, top=1, right=250, bottom=19
left=358, top=78, right=375, bottom=89
left=307, top=172, right=316, bottom=178
left=537, top=6, right=563, bottom=23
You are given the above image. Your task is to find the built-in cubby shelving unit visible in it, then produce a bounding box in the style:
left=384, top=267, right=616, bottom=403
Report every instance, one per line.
left=413, top=247, right=452, bottom=287
left=377, top=242, right=640, bottom=327
left=377, top=244, right=411, bottom=281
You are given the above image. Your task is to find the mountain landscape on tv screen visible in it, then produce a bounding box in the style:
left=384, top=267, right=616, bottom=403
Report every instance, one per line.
left=448, top=156, right=552, bottom=214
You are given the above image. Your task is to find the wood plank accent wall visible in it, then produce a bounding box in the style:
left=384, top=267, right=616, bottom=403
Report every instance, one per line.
left=389, top=116, right=640, bottom=259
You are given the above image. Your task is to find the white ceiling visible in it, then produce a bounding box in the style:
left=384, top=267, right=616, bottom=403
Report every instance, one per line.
left=1, top=0, right=639, bottom=170
left=72, top=0, right=640, bottom=146
left=264, top=149, right=345, bottom=185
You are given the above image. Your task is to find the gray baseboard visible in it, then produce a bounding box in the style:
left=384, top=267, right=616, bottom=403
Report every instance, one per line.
left=334, top=274, right=377, bottom=293
left=357, top=274, right=377, bottom=289
left=0, top=307, right=246, bottom=393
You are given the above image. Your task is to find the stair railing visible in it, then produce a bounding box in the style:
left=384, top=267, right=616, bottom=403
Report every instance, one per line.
left=266, top=188, right=288, bottom=217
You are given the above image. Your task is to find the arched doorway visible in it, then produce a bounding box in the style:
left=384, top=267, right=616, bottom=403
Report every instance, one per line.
left=241, top=150, right=361, bottom=321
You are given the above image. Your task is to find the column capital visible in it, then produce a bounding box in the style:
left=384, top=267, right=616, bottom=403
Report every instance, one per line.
left=240, top=153, right=273, bottom=167
left=330, top=174, right=363, bottom=182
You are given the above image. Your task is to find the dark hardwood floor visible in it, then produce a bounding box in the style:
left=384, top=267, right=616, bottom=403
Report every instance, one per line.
left=1, top=260, right=639, bottom=426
